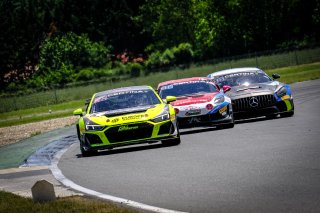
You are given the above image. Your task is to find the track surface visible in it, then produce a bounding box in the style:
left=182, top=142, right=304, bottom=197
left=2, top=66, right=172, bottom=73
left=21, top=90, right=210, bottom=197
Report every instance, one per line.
left=58, top=79, right=320, bottom=213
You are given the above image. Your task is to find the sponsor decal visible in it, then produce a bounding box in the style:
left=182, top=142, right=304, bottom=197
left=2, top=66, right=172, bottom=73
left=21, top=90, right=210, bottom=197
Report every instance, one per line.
left=94, top=89, right=150, bottom=103
left=108, top=90, right=148, bottom=97
left=118, top=125, right=139, bottom=132
left=172, top=95, right=215, bottom=106
left=185, top=109, right=201, bottom=116
left=219, top=106, right=227, bottom=114
left=111, top=118, right=119, bottom=123
left=122, top=114, right=146, bottom=121
left=161, top=81, right=210, bottom=90
left=281, top=95, right=290, bottom=100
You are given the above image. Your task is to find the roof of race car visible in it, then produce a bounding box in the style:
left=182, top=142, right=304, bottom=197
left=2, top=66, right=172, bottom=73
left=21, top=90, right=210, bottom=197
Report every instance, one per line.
left=157, top=77, right=212, bottom=89
left=94, top=85, right=153, bottom=97
left=208, top=67, right=264, bottom=78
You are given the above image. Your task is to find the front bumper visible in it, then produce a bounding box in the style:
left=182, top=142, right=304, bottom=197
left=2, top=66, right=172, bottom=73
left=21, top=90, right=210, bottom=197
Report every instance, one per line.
left=80, top=120, right=179, bottom=151
left=233, top=95, right=294, bottom=119
left=177, top=104, right=234, bottom=128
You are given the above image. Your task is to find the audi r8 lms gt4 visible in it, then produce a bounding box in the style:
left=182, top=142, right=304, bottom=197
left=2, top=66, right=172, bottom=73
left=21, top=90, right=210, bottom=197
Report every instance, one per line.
left=73, top=86, right=180, bottom=157
left=207, top=67, right=294, bottom=119
left=157, top=77, right=234, bottom=129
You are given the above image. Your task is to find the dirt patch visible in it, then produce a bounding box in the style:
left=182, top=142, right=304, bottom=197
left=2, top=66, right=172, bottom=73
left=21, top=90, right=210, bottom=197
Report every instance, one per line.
left=0, top=116, right=78, bottom=147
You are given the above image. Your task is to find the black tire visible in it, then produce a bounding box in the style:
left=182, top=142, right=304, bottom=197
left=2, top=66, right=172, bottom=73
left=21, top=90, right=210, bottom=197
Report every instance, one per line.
left=80, top=141, right=97, bottom=157
left=216, top=113, right=235, bottom=129
left=162, top=137, right=181, bottom=146
left=222, top=122, right=235, bottom=129
left=76, top=124, right=81, bottom=141
left=216, top=122, right=234, bottom=129
left=280, top=110, right=294, bottom=118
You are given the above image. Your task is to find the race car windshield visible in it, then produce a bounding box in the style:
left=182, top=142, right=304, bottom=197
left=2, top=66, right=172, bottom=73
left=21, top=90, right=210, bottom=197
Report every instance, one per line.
left=90, top=89, right=161, bottom=113
left=213, top=72, right=272, bottom=87
left=159, top=81, right=218, bottom=98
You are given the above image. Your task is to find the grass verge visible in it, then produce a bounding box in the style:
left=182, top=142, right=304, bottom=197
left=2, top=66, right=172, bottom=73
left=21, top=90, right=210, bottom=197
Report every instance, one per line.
left=0, top=100, right=85, bottom=128
left=0, top=191, right=136, bottom=213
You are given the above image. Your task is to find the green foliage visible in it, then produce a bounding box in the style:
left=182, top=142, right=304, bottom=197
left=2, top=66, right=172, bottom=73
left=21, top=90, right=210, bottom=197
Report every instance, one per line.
left=161, top=49, right=175, bottom=67
left=36, top=32, right=111, bottom=85
left=112, top=61, right=130, bottom=76
left=128, top=63, right=144, bottom=77
left=172, top=43, right=194, bottom=65
left=137, top=0, right=320, bottom=59
left=0, top=0, right=52, bottom=89
left=136, top=0, right=194, bottom=52
left=1, top=0, right=320, bottom=91
left=145, top=43, right=194, bottom=73
left=75, top=67, right=121, bottom=81
left=145, top=51, right=162, bottom=72
left=76, top=68, right=95, bottom=81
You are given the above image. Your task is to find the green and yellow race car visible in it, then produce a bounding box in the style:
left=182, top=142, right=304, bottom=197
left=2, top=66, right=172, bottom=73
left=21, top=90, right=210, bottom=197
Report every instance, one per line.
left=73, top=86, right=180, bottom=156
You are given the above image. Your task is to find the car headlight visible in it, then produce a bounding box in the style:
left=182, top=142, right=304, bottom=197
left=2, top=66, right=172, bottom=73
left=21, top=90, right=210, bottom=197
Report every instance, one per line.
left=151, top=106, right=170, bottom=123
left=85, top=119, right=105, bottom=131
left=214, top=95, right=225, bottom=104
left=276, top=86, right=287, bottom=97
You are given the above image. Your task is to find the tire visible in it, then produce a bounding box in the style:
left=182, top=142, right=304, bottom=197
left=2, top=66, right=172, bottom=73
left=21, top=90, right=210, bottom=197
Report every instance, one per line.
left=162, top=137, right=181, bottom=146
left=76, top=124, right=81, bottom=141
left=216, top=122, right=234, bottom=129
left=222, top=122, right=235, bottom=129
left=80, top=141, right=97, bottom=157
left=216, top=113, right=235, bottom=129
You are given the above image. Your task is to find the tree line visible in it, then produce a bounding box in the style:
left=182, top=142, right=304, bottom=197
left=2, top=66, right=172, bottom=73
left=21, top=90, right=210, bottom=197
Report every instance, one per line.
left=0, top=0, right=319, bottom=91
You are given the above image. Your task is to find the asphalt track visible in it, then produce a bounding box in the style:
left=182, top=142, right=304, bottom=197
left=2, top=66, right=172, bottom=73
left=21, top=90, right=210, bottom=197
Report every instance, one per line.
left=57, top=79, right=320, bottom=213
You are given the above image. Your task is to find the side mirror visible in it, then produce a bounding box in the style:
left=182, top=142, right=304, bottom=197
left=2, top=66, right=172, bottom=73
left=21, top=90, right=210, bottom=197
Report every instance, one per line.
left=165, top=96, right=177, bottom=103
left=272, top=73, right=280, bottom=79
left=222, top=85, right=231, bottom=93
left=85, top=98, right=91, bottom=105
left=73, top=108, right=83, bottom=116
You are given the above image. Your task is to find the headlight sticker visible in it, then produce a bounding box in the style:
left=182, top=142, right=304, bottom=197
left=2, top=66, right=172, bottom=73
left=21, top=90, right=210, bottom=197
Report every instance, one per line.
left=281, top=95, right=290, bottom=100
left=219, top=106, right=228, bottom=114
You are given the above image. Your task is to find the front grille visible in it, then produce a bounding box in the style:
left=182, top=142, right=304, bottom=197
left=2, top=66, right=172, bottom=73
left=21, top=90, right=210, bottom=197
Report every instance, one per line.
left=85, top=134, right=103, bottom=145
left=105, top=123, right=153, bottom=143
left=178, top=114, right=215, bottom=127
left=158, top=122, right=174, bottom=135
left=232, top=94, right=276, bottom=112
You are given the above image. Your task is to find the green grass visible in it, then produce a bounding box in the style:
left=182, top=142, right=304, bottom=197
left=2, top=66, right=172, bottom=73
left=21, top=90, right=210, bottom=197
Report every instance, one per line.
left=0, top=191, right=136, bottom=213
left=265, top=62, right=320, bottom=83
left=0, top=100, right=85, bottom=127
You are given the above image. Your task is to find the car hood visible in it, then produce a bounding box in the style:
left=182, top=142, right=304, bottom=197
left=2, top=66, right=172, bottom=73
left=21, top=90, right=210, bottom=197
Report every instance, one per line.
left=226, top=82, right=281, bottom=99
left=84, top=104, right=165, bottom=125
left=171, top=93, right=218, bottom=106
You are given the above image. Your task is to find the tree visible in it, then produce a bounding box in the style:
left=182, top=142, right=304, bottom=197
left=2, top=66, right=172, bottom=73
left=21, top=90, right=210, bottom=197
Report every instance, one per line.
left=137, top=0, right=320, bottom=59
left=135, top=0, right=195, bottom=53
